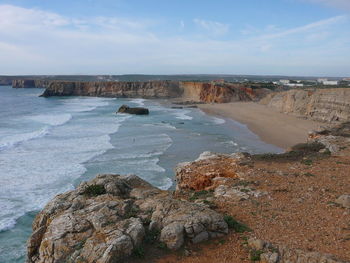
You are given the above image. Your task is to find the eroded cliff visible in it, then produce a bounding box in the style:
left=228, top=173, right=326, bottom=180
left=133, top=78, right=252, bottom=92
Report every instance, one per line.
left=35, top=80, right=271, bottom=103
left=260, top=88, right=350, bottom=123
left=12, top=79, right=52, bottom=89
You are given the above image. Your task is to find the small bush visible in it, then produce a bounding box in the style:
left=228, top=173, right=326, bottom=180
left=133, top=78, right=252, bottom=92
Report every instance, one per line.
left=189, top=190, right=211, bottom=201
left=82, top=184, right=106, bottom=197
left=132, top=246, right=145, bottom=258
left=250, top=249, right=263, bottom=261
left=144, top=228, right=160, bottom=244
left=224, top=215, right=251, bottom=233
left=301, top=159, right=313, bottom=166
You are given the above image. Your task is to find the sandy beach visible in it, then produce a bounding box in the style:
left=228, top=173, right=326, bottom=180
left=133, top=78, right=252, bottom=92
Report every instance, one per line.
left=199, top=102, right=322, bottom=149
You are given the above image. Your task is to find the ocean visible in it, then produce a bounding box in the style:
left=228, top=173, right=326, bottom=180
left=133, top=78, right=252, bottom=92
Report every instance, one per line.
left=0, top=86, right=281, bottom=262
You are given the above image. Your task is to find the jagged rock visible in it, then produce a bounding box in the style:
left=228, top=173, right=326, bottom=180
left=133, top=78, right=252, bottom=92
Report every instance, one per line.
left=175, top=152, right=251, bottom=192
left=247, top=238, right=348, bottom=263
left=117, top=105, right=149, bottom=115
left=335, top=194, right=350, bottom=209
left=27, top=174, right=228, bottom=263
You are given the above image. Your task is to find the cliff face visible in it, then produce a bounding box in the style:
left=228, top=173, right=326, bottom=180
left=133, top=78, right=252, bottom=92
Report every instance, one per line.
left=37, top=80, right=271, bottom=102
left=12, top=79, right=52, bottom=89
left=180, top=82, right=270, bottom=103
left=40, top=81, right=182, bottom=98
left=260, top=88, right=350, bottom=123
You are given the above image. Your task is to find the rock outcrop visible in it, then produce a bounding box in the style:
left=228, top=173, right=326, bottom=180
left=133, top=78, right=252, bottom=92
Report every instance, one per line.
left=35, top=80, right=271, bottom=102
left=117, top=105, right=149, bottom=115
left=248, top=238, right=348, bottom=263
left=27, top=174, right=228, bottom=263
left=181, top=82, right=271, bottom=103
left=40, top=81, right=182, bottom=98
left=260, top=88, right=350, bottom=123
left=12, top=79, right=52, bottom=89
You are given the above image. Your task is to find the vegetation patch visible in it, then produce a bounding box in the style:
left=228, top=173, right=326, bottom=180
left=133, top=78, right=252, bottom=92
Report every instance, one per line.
left=189, top=190, right=212, bottom=201
left=250, top=249, right=263, bottom=261
left=132, top=246, right=145, bottom=258
left=253, top=142, right=327, bottom=162
left=224, top=215, right=251, bottom=233
left=82, top=184, right=106, bottom=197
left=144, top=228, right=161, bottom=244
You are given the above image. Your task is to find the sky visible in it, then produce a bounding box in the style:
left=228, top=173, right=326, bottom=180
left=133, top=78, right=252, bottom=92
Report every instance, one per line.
left=0, top=0, right=349, bottom=76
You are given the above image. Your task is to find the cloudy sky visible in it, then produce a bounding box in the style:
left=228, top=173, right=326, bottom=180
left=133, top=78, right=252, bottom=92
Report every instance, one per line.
left=0, top=0, right=349, bottom=76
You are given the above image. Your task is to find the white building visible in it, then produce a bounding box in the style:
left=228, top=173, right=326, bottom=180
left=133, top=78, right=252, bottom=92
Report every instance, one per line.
left=279, top=79, right=290, bottom=85
left=322, top=80, right=338, bottom=85
left=317, top=78, right=338, bottom=85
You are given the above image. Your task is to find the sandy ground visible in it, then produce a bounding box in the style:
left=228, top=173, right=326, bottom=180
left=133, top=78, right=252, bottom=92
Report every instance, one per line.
left=199, top=102, right=322, bottom=150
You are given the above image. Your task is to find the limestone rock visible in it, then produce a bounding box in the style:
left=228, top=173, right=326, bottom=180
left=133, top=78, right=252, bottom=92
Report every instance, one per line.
left=27, top=174, right=228, bottom=263
left=336, top=194, right=350, bottom=209
left=260, top=88, right=350, bottom=123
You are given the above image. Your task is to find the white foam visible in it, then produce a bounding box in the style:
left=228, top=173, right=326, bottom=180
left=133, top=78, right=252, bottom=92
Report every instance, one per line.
left=0, top=127, right=49, bottom=151
left=212, top=117, right=226, bottom=125
left=62, top=97, right=111, bottom=112
left=174, top=110, right=193, bottom=120
left=130, top=98, right=146, bottom=107
left=28, top=113, right=72, bottom=126
left=142, top=123, right=177, bottom=130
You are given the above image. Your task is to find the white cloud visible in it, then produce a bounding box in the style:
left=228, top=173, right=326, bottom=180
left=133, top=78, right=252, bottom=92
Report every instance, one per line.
left=193, top=18, right=229, bottom=36
left=0, top=4, right=349, bottom=76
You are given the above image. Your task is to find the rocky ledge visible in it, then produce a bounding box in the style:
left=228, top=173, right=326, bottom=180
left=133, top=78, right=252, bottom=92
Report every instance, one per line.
left=27, top=174, right=228, bottom=263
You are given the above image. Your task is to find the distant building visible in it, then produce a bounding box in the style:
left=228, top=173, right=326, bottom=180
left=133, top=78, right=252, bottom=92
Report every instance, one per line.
left=279, top=79, right=290, bottom=85
left=285, top=83, right=304, bottom=87
left=317, top=78, right=338, bottom=85
left=323, top=80, right=338, bottom=85
left=343, top=78, right=350, bottom=81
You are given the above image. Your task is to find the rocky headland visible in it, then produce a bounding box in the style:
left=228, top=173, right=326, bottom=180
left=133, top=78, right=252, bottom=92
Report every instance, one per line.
left=12, top=80, right=271, bottom=103
left=27, top=123, right=350, bottom=263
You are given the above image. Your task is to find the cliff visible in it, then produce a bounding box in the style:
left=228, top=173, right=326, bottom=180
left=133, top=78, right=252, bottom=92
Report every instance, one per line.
left=36, top=80, right=271, bottom=102
left=12, top=79, right=52, bottom=89
left=40, top=81, right=182, bottom=98
left=180, top=82, right=270, bottom=103
left=260, top=88, right=350, bottom=123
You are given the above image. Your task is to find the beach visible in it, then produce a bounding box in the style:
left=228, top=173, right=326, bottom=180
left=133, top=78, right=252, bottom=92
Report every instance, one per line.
left=199, top=102, right=322, bottom=149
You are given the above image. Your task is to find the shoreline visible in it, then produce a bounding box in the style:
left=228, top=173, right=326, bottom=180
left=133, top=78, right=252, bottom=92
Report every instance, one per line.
left=198, top=102, right=322, bottom=150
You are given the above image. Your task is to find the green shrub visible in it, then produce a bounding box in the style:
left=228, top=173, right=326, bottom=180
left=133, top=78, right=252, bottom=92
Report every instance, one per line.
left=82, top=184, right=106, bottom=197
left=250, top=249, right=263, bottom=261
left=132, top=246, right=145, bottom=258
left=224, top=215, right=251, bottom=233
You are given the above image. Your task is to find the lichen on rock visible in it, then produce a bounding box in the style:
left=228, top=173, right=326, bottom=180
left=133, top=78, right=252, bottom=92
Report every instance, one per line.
left=27, top=174, right=228, bottom=263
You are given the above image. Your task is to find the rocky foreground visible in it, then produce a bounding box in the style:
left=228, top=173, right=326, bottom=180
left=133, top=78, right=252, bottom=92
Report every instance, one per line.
left=27, top=123, right=350, bottom=263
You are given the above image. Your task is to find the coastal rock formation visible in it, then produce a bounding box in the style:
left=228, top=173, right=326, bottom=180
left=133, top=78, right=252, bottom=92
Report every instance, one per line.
left=12, top=79, right=52, bottom=89
left=117, top=105, right=149, bottom=115
left=40, top=81, right=182, bottom=98
left=27, top=174, right=228, bottom=263
left=260, top=88, right=350, bottom=123
left=248, top=238, right=348, bottom=263
left=181, top=82, right=271, bottom=103
left=36, top=80, right=271, bottom=102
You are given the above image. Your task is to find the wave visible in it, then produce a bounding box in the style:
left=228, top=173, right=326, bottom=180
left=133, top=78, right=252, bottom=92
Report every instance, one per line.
left=174, top=110, right=193, bottom=120
left=62, top=97, right=111, bottom=112
left=142, top=123, right=176, bottom=130
left=130, top=98, right=146, bottom=107
left=28, top=113, right=72, bottom=126
left=212, top=117, right=226, bottom=125
left=0, top=127, right=49, bottom=151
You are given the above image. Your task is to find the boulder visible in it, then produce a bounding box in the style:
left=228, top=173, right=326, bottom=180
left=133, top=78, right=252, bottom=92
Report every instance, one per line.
left=335, top=194, right=350, bottom=209
left=117, top=105, right=149, bottom=115
left=27, top=174, right=228, bottom=263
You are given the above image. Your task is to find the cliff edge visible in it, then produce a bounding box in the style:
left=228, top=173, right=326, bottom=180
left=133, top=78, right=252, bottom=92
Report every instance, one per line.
left=260, top=88, right=350, bottom=123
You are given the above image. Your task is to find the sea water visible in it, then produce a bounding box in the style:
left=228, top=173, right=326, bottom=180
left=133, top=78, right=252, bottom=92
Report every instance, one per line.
left=0, top=86, right=281, bottom=262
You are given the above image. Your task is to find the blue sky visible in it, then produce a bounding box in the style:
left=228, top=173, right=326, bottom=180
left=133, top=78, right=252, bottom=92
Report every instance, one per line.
left=0, top=0, right=349, bottom=76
